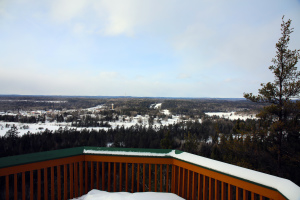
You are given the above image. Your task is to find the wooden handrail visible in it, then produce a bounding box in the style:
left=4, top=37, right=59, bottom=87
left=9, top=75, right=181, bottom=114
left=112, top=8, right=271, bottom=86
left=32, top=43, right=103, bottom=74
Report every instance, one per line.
left=1, top=147, right=300, bottom=200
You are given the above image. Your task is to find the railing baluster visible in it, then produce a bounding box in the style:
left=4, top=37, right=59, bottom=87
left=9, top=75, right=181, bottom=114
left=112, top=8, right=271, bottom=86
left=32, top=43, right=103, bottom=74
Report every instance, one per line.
left=119, top=163, right=122, bottom=191
left=191, top=171, right=195, bottom=200
left=125, top=163, right=128, bottom=192
left=5, top=175, right=9, bottom=200
left=102, top=162, right=105, bottom=191
left=44, top=169, right=48, bottom=200
left=149, top=164, right=151, bottom=191
left=236, top=186, right=239, bottom=200
left=243, top=189, right=247, bottom=200
left=64, top=165, right=67, bottom=200
left=228, top=184, right=232, bottom=200
left=91, top=161, right=95, bottom=190
left=91, top=161, right=94, bottom=189
left=108, top=162, right=111, bottom=192
left=74, top=162, right=78, bottom=197
left=70, top=164, right=73, bottom=199
left=143, top=163, right=145, bottom=192
left=81, top=161, right=84, bottom=195
left=137, top=163, right=140, bottom=192
left=166, top=164, right=169, bottom=193
left=197, top=173, right=201, bottom=200
left=14, top=173, right=18, bottom=200
left=209, top=177, right=212, bottom=200
left=203, top=175, right=206, bottom=200
left=22, top=172, right=25, bottom=200
left=114, top=162, right=117, bottom=192
left=182, top=168, right=185, bottom=198
left=155, top=164, right=157, bottom=192
left=30, top=170, right=33, bottom=200
left=187, top=170, right=190, bottom=200
left=221, top=181, right=225, bottom=200
left=160, top=164, right=162, bottom=192
left=131, top=163, right=134, bottom=193
left=178, top=167, right=181, bottom=196
left=51, top=167, right=54, bottom=200
left=215, top=179, right=219, bottom=200
left=57, top=165, right=61, bottom=200
left=84, top=161, right=87, bottom=194
left=96, top=162, right=99, bottom=190
left=251, top=192, right=255, bottom=200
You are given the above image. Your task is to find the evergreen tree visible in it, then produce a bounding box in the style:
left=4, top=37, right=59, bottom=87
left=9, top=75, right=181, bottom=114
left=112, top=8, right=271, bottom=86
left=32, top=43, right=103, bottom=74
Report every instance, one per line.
left=244, top=16, right=300, bottom=175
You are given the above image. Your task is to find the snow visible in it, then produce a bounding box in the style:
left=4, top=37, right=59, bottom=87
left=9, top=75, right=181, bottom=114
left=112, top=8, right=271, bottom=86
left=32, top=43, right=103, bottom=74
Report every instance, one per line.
left=72, top=189, right=185, bottom=200
left=161, top=109, right=170, bottom=115
left=83, top=148, right=300, bottom=200
left=84, top=149, right=175, bottom=157
left=205, top=112, right=257, bottom=120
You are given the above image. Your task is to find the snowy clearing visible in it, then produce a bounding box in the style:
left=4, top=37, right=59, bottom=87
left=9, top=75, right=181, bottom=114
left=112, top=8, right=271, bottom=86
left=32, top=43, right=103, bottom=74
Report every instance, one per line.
left=205, top=112, right=257, bottom=120
left=72, top=189, right=185, bottom=200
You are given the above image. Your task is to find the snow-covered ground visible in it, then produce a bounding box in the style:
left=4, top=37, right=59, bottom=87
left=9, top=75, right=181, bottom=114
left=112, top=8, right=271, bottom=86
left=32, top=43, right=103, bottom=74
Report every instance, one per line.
left=0, top=112, right=183, bottom=137
left=72, top=189, right=184, bottom=200
left=205, top=112, right=257, bottom=120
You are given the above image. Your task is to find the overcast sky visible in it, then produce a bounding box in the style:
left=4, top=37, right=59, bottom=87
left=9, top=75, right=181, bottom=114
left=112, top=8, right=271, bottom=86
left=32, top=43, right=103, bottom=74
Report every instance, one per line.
left=0, top=0, right=299, bottom=98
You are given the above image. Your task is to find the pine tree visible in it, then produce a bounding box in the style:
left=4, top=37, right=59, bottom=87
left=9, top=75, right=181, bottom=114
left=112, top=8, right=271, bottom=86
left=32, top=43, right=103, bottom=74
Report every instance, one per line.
left=244, top=16, right=300, bottom=176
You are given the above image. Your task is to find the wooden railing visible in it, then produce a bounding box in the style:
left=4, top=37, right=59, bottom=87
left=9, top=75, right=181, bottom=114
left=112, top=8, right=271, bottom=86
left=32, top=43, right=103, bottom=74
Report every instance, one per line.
left=0, top=147, right=300, bottom=200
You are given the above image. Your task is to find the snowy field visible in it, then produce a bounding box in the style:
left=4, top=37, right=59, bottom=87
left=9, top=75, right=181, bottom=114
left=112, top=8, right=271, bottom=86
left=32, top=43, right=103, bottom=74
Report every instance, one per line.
left=205, top=112, right=257, bottom=120
left=72, top=190, right=185, bottom=200
left=0, top=113, right=183, bottom=137
left=0, top=102, right=257, bottom=137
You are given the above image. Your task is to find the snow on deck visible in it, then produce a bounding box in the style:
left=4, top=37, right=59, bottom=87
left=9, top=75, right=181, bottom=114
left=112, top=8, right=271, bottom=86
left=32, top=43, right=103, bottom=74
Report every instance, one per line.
left=72, top=189, right=185, bottom=200
left=83, top=148, right=300, bottom=200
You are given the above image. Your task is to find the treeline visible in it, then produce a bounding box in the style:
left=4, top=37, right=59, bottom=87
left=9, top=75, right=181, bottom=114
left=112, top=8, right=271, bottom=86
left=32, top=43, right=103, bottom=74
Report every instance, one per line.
left=0, top=114, right=45, bottom=123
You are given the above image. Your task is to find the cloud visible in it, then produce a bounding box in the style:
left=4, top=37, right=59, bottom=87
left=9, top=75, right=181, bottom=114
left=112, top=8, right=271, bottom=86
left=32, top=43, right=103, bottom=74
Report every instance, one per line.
left=177, top=73, right=191, bottom=79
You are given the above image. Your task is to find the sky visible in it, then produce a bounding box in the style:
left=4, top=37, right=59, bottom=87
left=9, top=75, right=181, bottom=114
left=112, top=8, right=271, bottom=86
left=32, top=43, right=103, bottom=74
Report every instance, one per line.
left=0, top=0, right=300, bottom=98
